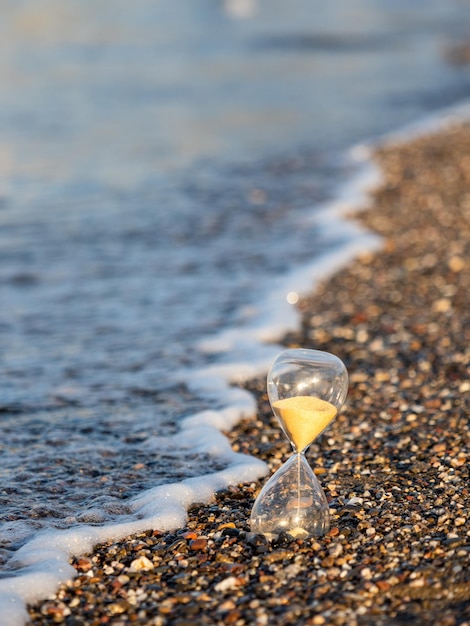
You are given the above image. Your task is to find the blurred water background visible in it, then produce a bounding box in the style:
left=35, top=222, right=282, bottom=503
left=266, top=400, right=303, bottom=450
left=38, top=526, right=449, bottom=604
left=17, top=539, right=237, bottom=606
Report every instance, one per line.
left=1, top=0, right=470, bottom=609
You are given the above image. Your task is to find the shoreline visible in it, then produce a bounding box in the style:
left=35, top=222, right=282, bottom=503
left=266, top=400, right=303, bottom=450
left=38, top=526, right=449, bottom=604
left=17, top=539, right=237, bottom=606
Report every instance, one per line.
left=27, top=122, right=470, bottom=625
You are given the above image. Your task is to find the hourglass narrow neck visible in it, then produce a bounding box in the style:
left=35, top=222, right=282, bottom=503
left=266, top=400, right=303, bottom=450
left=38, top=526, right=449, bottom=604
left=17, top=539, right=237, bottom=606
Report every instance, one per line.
left=291, top=446, right=308, bottom=456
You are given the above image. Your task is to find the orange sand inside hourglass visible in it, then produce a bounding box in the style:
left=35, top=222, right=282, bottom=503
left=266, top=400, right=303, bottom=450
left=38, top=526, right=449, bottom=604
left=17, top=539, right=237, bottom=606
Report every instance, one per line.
left=273, top=396, right=337, bottom=451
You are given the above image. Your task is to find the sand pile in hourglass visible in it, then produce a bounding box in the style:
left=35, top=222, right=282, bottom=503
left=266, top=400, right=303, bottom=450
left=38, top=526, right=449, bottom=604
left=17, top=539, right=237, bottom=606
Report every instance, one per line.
left=273, top=396, right=337, bottom=452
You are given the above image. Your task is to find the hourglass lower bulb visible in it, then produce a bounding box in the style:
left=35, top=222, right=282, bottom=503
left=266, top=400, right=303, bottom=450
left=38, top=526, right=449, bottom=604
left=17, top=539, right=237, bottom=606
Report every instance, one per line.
left=250, top=349, right=348, bottom=539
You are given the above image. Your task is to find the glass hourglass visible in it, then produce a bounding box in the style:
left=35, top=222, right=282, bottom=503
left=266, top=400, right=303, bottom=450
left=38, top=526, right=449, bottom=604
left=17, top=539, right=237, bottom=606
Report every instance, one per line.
left=250, top=349, right=348, bottom=539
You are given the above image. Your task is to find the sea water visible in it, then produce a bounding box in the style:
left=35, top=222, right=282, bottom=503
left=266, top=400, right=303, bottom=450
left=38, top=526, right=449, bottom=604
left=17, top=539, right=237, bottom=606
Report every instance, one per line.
left=1, top=1, right=470, bottom=623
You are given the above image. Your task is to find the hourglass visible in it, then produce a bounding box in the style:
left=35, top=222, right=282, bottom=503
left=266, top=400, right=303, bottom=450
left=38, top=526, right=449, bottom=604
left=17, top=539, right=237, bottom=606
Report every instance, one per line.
left=250, top=349, right=348, bottom=539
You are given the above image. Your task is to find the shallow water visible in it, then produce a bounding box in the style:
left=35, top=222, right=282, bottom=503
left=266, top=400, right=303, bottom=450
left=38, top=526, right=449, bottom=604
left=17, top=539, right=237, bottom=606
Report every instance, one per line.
left=1, top=0, right=470, bottom=618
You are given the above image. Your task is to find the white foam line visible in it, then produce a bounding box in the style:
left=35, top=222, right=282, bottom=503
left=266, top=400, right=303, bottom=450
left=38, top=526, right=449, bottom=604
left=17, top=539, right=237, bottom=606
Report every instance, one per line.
left=0, top=443, right=266, bottom=626
left=3, top=100, right=470, bottom=626
left=368, top=97, right=470, bottom=150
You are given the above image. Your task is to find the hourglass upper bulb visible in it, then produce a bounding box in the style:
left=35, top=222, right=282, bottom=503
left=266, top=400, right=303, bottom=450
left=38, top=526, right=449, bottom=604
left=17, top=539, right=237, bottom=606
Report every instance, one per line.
left=267, top=349, right=348, bottom=452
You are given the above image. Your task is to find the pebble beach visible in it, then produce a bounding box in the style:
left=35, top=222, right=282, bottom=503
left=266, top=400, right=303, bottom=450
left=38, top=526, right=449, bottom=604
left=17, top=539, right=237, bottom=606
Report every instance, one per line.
left=26, top=122, right=470, bottom=625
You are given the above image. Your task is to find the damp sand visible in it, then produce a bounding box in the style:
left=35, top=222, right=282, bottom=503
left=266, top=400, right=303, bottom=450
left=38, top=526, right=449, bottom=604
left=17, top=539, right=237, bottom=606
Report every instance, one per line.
left=27, top=122, right=470, bottom=626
